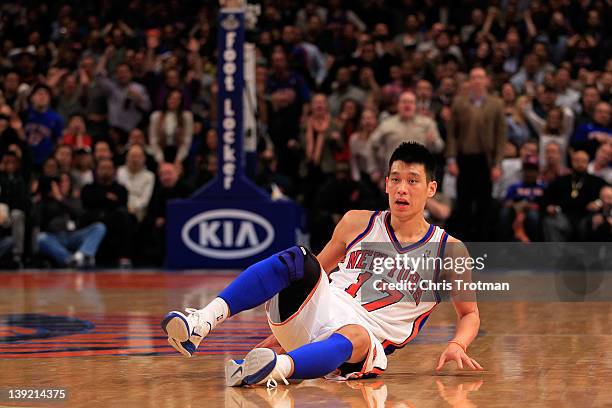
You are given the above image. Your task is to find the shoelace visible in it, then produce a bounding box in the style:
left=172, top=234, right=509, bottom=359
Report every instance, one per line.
left=265, top=368, right=289, bottom=389
left=185, top=308, right=286, bottom=389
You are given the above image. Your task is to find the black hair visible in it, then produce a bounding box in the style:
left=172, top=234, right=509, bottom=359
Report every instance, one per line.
left=543, top=84, right=556, bottom=94
left=74, top=147, right=91, bottom=155
left=54, top=143, right=73, bottom=154
left=116, top=62, right=132, bottom=72
left=68, top=112, right=85, bottom=121
left=162, top=89, right=184, bottom=112
left=388, top=142, right=436, bottom=181
left=37, top=176, right=59, bottom=197
left=30, top=83, right=52, bottom=97
left=96, top=157, right=115, bottom=168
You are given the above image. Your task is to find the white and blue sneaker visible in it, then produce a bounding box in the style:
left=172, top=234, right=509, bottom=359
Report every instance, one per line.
left=225, top=348, right=289, bottom=388
left=161, top=308, right=212, bottom=357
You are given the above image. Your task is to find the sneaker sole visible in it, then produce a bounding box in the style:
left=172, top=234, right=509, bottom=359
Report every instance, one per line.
left=162, top=311, right=193, bottom=357
left=225, top=348, right=277, bottom=387
left=161, top=311, right=190, bottom=341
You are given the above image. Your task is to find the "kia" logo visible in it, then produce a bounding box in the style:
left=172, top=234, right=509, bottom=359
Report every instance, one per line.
left=181, top=209, right=275, bottom=259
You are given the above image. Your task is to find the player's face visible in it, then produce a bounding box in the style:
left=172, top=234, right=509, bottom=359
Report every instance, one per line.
left=385, top=161, right=436, bottom=217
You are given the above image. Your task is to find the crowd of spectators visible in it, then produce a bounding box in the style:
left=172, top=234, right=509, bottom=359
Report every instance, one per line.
left=0, top=0, right=610, bottom=267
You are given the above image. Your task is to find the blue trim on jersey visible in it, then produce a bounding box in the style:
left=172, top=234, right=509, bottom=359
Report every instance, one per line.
left=382, top=314, right=431, bottom=354
left=418, top=314, right=430, bottom=331
left=346, top=211, right=379, bottom=252
left=385, top=213, right=435, bottom=253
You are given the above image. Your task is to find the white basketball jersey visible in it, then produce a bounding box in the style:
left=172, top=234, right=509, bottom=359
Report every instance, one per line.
left=330, top=210, right=449, bottom=352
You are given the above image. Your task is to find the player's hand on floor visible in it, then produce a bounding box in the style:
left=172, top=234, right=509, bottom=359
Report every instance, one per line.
left=436, top=343, right=484, bottom=371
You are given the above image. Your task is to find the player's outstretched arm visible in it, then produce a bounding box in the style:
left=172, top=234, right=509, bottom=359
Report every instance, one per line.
left=436, top=236, right=484, bottom=371
left=316, top=210, right=374, bottom=275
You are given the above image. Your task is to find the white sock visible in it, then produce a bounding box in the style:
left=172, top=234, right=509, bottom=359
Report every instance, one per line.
left=73, top=251, right=85, bottom=266
left=202, top=297, right=229, bottom=330
left=275, top=354, right=293, bottom=379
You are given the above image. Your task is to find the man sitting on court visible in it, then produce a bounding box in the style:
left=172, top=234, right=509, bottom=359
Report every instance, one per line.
left=162, top=142, right=483, bottom=387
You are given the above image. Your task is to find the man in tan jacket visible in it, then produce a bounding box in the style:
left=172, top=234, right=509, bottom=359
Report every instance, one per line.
left=446, top=68, right=506, bottom=240
left=366, top=90, right=444, bottom=185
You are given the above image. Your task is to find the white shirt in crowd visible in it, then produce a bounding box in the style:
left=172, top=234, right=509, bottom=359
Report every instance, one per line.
left=588, top=162, right=612, bottom=184
left=117, top=166, right=155, bottom=222
left=524, top=104, right=574, bottom=167
left=148, top=110, right=194, bottom=163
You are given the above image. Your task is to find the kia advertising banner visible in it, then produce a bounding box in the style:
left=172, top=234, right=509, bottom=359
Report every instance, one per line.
left=167, top=201, right=305, bottom=269
left=181, top=209, right=274, bottom=260
left=165, top=8, right=306, bottom=269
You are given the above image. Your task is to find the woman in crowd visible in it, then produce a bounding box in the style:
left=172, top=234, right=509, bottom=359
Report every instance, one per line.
left=300, top=93, right=343, bottom=206
left=349, top=107, right=378, bottom=183
left=525, top=103, right=574, bottom=166
left=502, top=83, right=532, bottom=148
left=149, top=90, right=194, bottom=167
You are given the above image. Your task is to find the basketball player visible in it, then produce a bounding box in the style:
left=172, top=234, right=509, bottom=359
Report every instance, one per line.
left=162, top=142, right=482, bottom=387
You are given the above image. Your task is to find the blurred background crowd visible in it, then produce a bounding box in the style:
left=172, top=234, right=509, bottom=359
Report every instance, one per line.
left=0, top=0, right=610, bottom=268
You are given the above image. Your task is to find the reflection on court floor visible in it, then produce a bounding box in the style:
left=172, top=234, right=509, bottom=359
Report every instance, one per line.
left=1, top=270, right=612, bottom=407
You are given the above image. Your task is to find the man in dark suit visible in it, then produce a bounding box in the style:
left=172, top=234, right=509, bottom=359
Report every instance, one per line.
left=542, top=150, right=607, bottom=241
left=446, top=67, right=507, bottom=241
left=144, top=163, right=192, bottom=265
left=81, top=158, right=133, bottom=267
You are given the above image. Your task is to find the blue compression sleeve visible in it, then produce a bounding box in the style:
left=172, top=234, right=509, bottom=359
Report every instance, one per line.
left=287, top=333, right=354, bottom=379
left=218, top=247, right=304, bottom=315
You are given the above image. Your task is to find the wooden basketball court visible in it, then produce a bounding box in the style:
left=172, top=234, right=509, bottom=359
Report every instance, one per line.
left=1, top=270, right=611, bottom=407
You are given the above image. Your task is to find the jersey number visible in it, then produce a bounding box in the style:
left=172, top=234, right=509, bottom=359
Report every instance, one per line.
left=345, top=272, right=404, bottom=312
